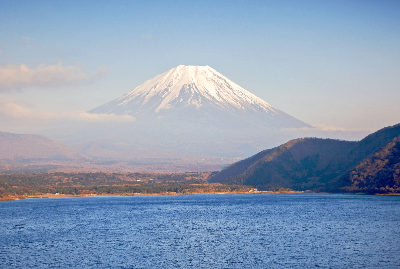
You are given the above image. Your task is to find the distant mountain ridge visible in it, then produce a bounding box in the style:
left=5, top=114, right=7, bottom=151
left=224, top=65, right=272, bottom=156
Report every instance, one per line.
left=0, top=131, right=234, bottom=173
left=209, top=123, right=400, bottom=194
left=0, top=131, right=82, bottom=160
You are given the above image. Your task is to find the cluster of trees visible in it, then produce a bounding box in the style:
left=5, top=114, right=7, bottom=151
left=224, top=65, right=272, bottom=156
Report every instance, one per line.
left=329, top=136, right=400, bottom=194
left=0, top=172, right=249, bottom=200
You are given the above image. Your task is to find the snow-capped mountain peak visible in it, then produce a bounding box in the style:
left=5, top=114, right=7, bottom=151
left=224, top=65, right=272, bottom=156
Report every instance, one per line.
left=93, top=65, right=275, bottom=114
left=89, top=65, right=311, bottom=129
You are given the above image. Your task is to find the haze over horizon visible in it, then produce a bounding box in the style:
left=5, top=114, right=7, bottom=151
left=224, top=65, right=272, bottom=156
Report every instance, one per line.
left=1, top=0, right=399, bottom=141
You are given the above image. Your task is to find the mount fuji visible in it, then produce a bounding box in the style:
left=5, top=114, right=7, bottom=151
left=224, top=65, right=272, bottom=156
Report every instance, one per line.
left=87, top=65, right=312, bottom=157
left=90, top=65, right=311, bottom=129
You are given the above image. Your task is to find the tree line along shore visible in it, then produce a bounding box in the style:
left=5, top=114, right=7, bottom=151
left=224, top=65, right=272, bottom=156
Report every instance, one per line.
left=0, top=172, right=302, bottom=201
left=3, top=164, right=399, bottom=202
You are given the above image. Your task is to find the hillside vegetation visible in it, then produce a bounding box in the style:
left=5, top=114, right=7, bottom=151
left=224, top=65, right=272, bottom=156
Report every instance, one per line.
left=0, top=172, right=252, bottom=201
left=209, top=123, right=400, bottom=194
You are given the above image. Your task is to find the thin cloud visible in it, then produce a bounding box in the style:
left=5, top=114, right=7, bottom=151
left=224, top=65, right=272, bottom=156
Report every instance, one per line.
left=313, top=123, right=347, bottom=132
left=312, top=123, right=371, bottom=132
left=67, top=111, right=135, bottom=123
left=280, top=123, right=372, bottom=142
left=0, top=99, right=134, bottom=123
left=0, top=61, right=108, bottom=91
left=282, top=123, right=371, bottom=133
left=0, top=99, right=55, bottom=119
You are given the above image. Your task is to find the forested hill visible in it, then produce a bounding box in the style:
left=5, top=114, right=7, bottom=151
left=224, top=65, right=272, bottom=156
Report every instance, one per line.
left=209, top=123, right=400, bottom=194
left=327, top=135, right=400, bottom=194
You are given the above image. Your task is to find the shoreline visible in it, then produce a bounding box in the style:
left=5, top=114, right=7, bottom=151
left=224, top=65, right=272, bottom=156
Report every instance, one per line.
left=0, top=190, right=303, bottom=201
left=2, top=190, right=399, bottom=202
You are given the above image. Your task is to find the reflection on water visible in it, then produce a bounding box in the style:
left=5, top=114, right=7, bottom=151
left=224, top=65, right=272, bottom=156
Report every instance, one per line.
left=1, top=194, right=400, bottom=268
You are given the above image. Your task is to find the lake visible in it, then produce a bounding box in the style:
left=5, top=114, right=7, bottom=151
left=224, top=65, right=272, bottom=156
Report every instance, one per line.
left=1, top=194, right=400, bottom=268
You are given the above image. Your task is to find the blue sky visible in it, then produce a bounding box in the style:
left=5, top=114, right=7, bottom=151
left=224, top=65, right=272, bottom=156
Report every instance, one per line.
left=0, top=0, right=399, bottom=135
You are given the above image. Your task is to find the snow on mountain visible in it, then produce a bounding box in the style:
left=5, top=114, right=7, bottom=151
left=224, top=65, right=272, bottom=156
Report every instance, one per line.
left=89, top=65, right=311, bottom=129
left=85, top=65, right=312, bottom=157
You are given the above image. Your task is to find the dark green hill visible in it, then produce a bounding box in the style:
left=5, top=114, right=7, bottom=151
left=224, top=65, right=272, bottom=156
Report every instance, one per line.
left=327, top=135, right=400, bottom=194
left=346, top=123, right=400, bottom=166
left=209, top=138, right=357, bottom=190
left=209, top=123, right=400, bottom=193
left=207, top=148, right=274, bottom=184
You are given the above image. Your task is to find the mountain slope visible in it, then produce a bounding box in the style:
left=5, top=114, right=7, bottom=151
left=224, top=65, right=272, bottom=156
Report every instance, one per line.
left=86, top=65, right=312, bottom=157
left=209, top=123, right=400, bottom=193
left=208, top=148, right=275, bottom=184
left=0, top=131, right=82, bottom=160
left=90, top=65, right=311, bottom=129
left=329, top=135, right=400, bottom=194
left=209, top=138, right=357, bottom=190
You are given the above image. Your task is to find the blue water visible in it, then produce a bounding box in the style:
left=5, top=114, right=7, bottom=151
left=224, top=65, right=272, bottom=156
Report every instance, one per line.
left=1, top=194, right=400, bottom=268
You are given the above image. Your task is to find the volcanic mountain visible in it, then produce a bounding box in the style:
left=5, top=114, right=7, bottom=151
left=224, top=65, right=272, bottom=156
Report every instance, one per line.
left=90, top=65, right=311, bottom=129
left=88, top=65, right=311, bottom=157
